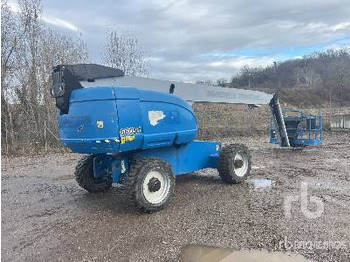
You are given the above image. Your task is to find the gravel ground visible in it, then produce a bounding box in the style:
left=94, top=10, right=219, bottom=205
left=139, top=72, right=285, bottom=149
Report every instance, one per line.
left=1, top=132, right=350, bottom=261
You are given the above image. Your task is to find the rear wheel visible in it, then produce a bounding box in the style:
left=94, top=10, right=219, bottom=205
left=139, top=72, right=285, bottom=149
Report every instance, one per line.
left=218, top=144, right=251, bottom=184
left=75, top=155, right=112, bottom=193
left=126, top=157, right=175, bottom=213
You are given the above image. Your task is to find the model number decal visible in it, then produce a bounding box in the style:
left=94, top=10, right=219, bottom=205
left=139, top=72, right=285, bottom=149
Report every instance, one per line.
left=119, top=126, right=141, bottom=137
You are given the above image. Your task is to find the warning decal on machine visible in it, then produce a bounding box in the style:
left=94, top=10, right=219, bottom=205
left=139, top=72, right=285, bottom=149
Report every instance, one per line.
left=148, top=111, right=166, bottom=126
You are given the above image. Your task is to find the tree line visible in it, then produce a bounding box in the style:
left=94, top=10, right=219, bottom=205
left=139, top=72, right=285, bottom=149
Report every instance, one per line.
left=1, top=0, right=149, bottom=154
left=229, top=48, right=350, bottom=105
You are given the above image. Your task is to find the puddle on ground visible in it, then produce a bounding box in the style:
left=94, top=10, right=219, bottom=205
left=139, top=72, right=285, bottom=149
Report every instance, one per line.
left=250, top=178, right=275, bottom=189
left=181, top=245, right=315, bottom=262
left=251, top=165, right=266, bottom=170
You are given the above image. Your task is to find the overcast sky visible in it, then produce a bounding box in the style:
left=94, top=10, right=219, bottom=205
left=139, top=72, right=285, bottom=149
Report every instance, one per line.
left=9, top=0, right=350, bottom=82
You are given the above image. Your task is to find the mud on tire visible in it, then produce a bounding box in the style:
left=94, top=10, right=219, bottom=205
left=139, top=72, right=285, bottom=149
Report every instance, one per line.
left=218, top=144, right=251, bottom=184
left=75, top=155, right=112, bottom=193
left=126, top=157, right=175, bottom=213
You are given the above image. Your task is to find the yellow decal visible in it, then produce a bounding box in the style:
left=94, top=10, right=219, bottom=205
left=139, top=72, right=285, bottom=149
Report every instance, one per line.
left=121, top=135, right=136, bottom=144
left=97, top=121, right=104, bottom=128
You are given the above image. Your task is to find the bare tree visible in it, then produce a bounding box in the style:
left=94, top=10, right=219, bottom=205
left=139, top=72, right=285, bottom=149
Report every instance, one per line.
left=216, top=78, right=228, bottom=87
left=103, top=27, right=149, bottom=76
left=39, top=29, right=90, bottom=148
left=1, top=0, right=90, bottom=154
left=1, top=0, right=24, bottom=153
left=195, top=79, right=214, bottom=86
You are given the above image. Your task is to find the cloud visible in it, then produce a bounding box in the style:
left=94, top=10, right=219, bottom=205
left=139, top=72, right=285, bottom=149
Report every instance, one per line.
left=20, top=0, right=350, bottom=81
left=331, top=22, right=350, bottom=32
left=42, top=16, right=79, bottom=32
left=8, top=0, right=80, bottom=32
left=147, top=55, right=278, bottom=82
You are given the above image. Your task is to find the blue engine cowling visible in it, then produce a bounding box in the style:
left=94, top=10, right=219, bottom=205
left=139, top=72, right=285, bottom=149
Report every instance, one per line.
left=59, top=86, right=198, bottom=154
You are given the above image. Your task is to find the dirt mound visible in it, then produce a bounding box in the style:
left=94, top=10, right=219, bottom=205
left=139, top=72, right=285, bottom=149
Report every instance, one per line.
left=193, top=103, right=270, bottom=140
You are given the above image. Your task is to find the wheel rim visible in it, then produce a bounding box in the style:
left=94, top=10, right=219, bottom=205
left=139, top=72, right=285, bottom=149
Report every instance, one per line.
left=142, top=170, right=170, bottom=204
left=234, top=152, right=248, bottom=177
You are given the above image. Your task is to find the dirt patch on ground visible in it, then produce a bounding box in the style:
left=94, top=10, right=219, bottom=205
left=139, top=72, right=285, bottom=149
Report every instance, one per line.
left=1, top=132, right=350, bottom=261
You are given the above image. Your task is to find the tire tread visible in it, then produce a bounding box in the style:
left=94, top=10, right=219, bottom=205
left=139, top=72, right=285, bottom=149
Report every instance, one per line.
left=218, top=143, right=251, bottom=184
left=126, top=157, right=175, bottom=213
left=74, top=155, right=112, bottom=193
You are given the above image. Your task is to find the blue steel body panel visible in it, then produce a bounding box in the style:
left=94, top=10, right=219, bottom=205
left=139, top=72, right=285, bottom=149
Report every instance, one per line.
left=59, top=87, right=120, bottom=154
left=269, top=138, right=278, bottom=144
left=133, top=140, right=220, bottom=175
left=88, top=141, right=220, bottom=183
left=292, top=139, right=322, bottom=146
left=59, top=86, right=198, bottom=154
left=269, top=138, right=322, bottom=146
left=98, top=142, right=220, bottom=183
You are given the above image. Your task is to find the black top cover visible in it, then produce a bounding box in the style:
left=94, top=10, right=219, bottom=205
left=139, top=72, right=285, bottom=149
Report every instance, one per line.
left=59, top=64, right=124, bottom=81
left=52, top=64, right=124, bottom=113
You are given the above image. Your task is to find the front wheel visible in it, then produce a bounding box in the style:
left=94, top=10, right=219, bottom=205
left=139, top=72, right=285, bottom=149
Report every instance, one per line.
left=126, top=157, right=175, bottom=213
left=218, top=144, right=251, bottom=184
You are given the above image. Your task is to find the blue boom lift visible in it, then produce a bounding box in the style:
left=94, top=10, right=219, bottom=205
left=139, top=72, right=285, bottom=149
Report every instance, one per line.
left=269, top=94, right=322, bottom=147
left=52, top=64, right=272, bottom=212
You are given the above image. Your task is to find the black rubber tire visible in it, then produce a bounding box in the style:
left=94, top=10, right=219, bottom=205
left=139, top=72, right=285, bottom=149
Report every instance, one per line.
left=126, top=157, right=175, bottom=213
left=218, top=144, right=251, bottom=184
left=74, top=155, right=112, bottom=193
